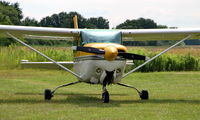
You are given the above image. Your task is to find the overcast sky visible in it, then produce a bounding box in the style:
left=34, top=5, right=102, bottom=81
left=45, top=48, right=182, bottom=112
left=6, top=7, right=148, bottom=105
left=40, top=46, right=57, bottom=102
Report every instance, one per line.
left=4, top=0, right=200, bottom=28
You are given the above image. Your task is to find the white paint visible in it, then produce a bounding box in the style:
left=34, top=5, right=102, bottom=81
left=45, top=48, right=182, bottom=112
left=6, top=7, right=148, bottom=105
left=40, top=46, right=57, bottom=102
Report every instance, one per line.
left=74, top=59, right=126, bottom=84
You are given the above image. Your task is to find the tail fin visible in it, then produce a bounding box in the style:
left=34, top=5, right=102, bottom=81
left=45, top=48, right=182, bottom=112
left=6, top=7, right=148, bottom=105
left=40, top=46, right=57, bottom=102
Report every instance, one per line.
left=73, top=15, right=78, bottom=29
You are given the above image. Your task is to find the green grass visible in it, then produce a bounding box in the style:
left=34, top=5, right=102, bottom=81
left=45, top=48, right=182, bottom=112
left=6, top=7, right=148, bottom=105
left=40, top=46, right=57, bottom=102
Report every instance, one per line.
left=0, top=46, right=73, bottom=69
left=0, top=69, right=200, bottom=120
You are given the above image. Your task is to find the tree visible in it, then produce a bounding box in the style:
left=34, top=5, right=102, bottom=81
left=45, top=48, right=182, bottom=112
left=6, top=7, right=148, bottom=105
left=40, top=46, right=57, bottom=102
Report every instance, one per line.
left=0, top=1, right=24, bottom=46
left=0, top=1, right=23, bottom=25
left=40, top=16, right=55, bottom=27
left=12, top=2, right=23, bottom=22
left=39, top=11, right=109, bottom=29
left=0, top=13, right=12, bottom=25
left=87, top=17, right=109, bottom=29
left=21, top=17, right=39, bottom=26
left=39, top=12, right=87, bottom=28
left=117, top=18, right=171, bottom=46
left=116, top=18, right=166, bottom=29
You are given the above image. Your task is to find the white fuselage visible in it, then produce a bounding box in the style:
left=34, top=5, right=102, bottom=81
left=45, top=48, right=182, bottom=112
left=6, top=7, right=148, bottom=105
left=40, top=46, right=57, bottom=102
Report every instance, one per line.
left=74, top=55, right=126, bottom=84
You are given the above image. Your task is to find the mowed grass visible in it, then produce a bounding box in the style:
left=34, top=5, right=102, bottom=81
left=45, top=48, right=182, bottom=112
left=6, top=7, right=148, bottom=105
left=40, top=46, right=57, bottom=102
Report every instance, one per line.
left=0, top=69, right=200, bottom=120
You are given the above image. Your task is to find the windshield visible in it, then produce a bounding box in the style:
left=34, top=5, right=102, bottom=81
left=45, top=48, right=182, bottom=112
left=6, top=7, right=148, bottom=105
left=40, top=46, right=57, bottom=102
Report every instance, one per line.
left=81, top=30, right=122, bottom=45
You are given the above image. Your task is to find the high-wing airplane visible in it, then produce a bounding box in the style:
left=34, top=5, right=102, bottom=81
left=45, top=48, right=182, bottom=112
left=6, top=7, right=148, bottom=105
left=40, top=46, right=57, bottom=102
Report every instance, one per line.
left=0, top=16, right=200, bottom=103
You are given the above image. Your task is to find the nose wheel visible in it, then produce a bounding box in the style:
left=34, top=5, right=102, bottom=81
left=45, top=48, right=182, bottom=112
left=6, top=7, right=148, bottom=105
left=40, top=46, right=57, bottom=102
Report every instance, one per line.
left=102, top=91, right=109, bottom=103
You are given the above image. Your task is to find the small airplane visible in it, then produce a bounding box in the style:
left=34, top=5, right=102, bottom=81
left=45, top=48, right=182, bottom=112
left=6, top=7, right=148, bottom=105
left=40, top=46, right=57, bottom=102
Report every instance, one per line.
left=0, top=16, right=200, bottom=103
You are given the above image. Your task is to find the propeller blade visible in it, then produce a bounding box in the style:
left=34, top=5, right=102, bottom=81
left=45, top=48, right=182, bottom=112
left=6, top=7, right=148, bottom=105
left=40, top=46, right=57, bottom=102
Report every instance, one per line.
left=73, top=46, right=149, bottom=61
left=118, top=52, right=148, bottom=60
left=72, top=46, right=105, bottom=54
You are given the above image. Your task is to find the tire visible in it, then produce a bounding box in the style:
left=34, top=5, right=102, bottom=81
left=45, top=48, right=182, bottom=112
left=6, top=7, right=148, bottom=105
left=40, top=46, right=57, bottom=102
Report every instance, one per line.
left=102, top=91, right=109, bottom=103
left=44, top=89, right=53, bottom=100
left=140, top=90, right=149, bottom=100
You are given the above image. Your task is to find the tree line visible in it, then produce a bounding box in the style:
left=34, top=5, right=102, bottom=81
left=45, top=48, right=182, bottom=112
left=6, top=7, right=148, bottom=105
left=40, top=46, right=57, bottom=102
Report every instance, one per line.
left=0, top=1, right=169, bottom=29
left=0, top=1, right=110, bottom=29
left=0, top=1, right=166, bottom=29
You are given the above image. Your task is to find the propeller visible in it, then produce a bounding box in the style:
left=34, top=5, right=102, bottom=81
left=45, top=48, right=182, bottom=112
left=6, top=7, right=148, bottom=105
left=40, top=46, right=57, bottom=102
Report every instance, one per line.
left=73, top=46, right=105, bottom=54
left=72, top=46, right=149, bottom=61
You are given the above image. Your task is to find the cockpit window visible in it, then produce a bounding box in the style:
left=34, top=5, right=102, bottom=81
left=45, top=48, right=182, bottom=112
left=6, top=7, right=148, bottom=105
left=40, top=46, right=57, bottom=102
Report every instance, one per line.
left=80, top=30, right=122, bottom=45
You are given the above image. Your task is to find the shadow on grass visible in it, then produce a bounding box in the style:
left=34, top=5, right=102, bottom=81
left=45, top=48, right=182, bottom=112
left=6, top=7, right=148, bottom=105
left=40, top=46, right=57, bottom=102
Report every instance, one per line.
left=0, top=92, right=200, bottom=107
left=15, top=92, right=128, bottom=96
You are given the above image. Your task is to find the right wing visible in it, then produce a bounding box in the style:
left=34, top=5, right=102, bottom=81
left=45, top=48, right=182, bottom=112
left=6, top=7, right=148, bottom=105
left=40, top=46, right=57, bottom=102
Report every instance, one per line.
left=0, top=25, right=81, bottom=38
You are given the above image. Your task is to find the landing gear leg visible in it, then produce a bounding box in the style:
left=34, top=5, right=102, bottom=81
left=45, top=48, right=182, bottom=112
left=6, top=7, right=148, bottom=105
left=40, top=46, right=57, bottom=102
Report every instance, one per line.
left=117, top=83, right=149, bottom=100
left=44, top=81, right=81, bottom=100
left=102, top=85, right=109, bottom=103
left=101, top=71, right=114, bottom=103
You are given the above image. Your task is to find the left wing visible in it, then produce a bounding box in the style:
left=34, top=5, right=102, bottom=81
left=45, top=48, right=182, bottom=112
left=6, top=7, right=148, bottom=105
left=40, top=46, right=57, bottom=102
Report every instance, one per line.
left=120, top=28, right=200, bottom=41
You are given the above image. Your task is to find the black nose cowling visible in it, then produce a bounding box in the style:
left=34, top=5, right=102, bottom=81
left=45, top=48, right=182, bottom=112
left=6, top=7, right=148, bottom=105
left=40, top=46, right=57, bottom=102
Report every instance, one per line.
left=103, top=71, right=115, bottom=85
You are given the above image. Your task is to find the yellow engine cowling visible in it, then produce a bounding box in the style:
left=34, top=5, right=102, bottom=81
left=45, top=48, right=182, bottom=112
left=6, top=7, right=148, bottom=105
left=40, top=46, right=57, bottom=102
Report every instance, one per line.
left=104, top=46, right=118, bottom=61
left=75, top=43, right=127, bottom=61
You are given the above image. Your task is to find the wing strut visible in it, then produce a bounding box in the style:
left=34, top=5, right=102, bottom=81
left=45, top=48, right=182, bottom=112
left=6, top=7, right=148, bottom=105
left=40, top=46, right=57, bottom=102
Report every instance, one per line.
left=122, top=35, right=192, bottom=79
left=6, top=32, right=81, bottom=79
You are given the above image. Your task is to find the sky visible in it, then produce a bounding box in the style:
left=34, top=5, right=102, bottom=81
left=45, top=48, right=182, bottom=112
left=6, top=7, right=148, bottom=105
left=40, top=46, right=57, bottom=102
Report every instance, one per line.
left=4, top=0, right=200, bottom=28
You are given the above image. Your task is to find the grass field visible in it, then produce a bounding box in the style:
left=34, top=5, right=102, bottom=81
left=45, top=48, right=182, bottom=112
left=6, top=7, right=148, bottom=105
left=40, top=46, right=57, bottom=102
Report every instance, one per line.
left=0, top=69, right=200, bottom=120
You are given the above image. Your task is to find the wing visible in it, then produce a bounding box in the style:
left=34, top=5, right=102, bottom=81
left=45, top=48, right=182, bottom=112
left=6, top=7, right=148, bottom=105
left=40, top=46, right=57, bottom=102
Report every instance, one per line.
left=1, top=25, right=200, bottom=41
left=0, top=25, right=80, bottom=38
left=120, top=28, right=200, bottom=41
left=0, top=25, right=81, bottom=78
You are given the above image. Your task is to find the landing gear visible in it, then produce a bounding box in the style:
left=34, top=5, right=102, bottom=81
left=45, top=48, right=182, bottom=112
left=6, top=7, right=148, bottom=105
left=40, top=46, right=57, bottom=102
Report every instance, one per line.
left=140, top=90, right=149, bottom=100
left=44, top=89, right=53, bottom=100
left=102, top=84, right=110, bottom=103
left=102, top=91, right=109, bottom=103
left=101, top=71, right=114, bottom=103
left=44, top=81, right=80, bottom=100
left=117, top=83, right=149, bottom=100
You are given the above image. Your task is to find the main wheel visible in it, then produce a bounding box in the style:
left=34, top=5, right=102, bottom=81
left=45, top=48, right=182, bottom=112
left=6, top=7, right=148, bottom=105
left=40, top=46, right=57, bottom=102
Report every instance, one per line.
left=44, top=89, right=53, bottom=100
left=102, top=91, right=109, bottom=103
left=140, top=90, right=149, bottom=100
